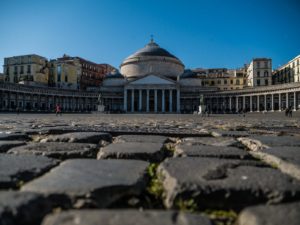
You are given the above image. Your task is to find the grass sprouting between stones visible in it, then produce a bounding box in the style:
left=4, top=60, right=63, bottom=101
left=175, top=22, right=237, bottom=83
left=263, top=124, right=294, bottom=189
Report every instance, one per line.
left=146, top=163, right=164, bottom=200
left=202, top=209, right=238, bottom=225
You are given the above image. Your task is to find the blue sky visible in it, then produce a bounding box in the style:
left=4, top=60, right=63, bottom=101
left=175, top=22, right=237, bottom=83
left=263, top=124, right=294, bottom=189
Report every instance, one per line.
left=0, top=0, right=299, bottom=72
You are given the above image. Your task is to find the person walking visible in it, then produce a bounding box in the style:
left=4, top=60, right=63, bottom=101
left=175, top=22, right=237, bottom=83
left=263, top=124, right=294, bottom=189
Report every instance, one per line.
left=55, top=104, right=62, bottom=116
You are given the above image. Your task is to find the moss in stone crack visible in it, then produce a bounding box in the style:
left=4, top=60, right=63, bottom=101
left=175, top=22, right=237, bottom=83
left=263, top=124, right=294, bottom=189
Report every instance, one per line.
left=175, top=198, right=198, bottom=212
left=202, top=209, right=237, bottom=225
left=146, top=163, right=164, bottom=200
left=16, top=180, right=24, bottom=188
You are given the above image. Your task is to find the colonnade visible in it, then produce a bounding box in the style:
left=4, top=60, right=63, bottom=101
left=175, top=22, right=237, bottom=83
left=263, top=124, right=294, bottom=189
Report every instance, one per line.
left=206, top=91, right=299, bottom=113
left=0, top=83, right=98, bottom=112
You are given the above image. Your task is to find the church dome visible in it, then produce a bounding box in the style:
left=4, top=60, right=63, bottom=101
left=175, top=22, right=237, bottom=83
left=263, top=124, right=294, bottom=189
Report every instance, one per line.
left=120, top=39, right=184, bottom=79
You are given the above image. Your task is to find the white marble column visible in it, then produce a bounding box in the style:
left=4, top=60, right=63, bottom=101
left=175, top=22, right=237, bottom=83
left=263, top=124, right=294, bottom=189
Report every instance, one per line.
left=131, top=89, right=134, bottom=112
left=123, top=89, right=127, bottom=112
left=169, top=90, right=173, bottom=113
left=138, top=89, right=142, bottom=111
left=162, top=89, right=165, bottom=113
left=264, top=95, right=267, bottom=111
left=286, top=93, right=289, bottom=108
left=271, top=94, right=274, bottom=111
left=146, top=89, right=149, bottom=112
left=236, top=96, right=239, bottom=112
left=242, top=96, right=246, bottom=110
left=278, top=93, right=281, bottom=111
left=250, top=96, right=253, bottom=112
left=294, top=92, right=297, bottom=111
left=229, top=96, right=232, bottom=112
left=176, top=89, right=180, bottom=113
left=154, top=89, right=157, bottom=113
left=257, top=95, right=260, bottom=112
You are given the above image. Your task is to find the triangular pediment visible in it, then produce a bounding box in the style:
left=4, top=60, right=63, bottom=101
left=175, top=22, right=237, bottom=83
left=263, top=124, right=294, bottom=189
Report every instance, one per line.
left=128, top=75, right=175, bottom=85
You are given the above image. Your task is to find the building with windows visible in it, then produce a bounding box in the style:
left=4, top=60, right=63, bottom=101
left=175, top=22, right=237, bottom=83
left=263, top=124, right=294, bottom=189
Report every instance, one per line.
left=48, top=57, right=81, bottom=90
left=246, top=58, right=272, bottom=86
left=55, top=55, right=115, bottom=90
left=3, top=54, right=49, bottom=86
left=272, top=55, right=300, bottom=84
left=191, top=68, right=247, bottom=90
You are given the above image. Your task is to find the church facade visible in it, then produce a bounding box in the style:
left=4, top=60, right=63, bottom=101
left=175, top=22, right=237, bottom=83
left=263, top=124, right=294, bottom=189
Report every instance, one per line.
left=100, top=39, right=216, bottom=113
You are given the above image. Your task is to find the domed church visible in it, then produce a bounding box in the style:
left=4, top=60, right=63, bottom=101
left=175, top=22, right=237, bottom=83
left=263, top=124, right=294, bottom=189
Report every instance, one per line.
left=100, top=38, right=215, bottom=113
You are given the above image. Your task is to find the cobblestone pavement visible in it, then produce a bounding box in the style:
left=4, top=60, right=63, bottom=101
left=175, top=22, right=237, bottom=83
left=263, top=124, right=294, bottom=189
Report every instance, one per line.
left=0, top=112, right=300, bottom=225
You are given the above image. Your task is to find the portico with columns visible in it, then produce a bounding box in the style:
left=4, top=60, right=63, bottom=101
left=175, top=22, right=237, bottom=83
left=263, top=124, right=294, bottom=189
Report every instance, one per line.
left=123, top=74, right=180, bottom=113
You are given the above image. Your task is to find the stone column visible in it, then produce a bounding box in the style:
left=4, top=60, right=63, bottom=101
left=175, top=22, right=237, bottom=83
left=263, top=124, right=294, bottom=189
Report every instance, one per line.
left=264, top=95, right=267, bottom=111
left=229, top=96, right=232, bottom=112
left=176, top=89, right=180, bottom=113
left=271, top=94, right=274, bottom=111
left=169, top=90, right=173, bottom=113
left=138, top=89, right=142, bottom=111
left=131, top=89, right=134, bottom=112
left=146, top=89, right=149, bottom=112
left=123, top=89, right=127, bottom=112
left=236, top=96, right=239, bottom=112
left=154, top=89, right=157, bottom=113
left=162, top=89, right=165, bottom=113
left=243, top=96, right=246, bottom=111
left=286, top=92, right=289, bottom=108
left=257, top=95, right=260, bottom=112
left=250, top=96, right=253, bottom=112
left=294, top=92, right=297, bottom=111
left=278, top=93, right=281, bottom=111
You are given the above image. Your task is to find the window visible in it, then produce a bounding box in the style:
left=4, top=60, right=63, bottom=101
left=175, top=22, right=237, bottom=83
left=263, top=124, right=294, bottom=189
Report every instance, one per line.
left=264, top=61, right=268, bottom=68
left=27, top=65, right=31, bottom=73
left=20, top=66, right=24, bottom=74
left=217, top=80, right=221, bottom=84
left=257, top=79, right=260, bottom=86
left=236, top=79, right=240, bottom=85
left=230, top=80, right=233, bottom=84
left=65, top=75, right=68, bottom=82
left=257, top=71, right=260, bottom=77
left=14, top=66, right=18, bottom=75
left=5, top=67, right=9, bottom=75
left=257, top=61, right=260, bottom=68
left=265, top=79, right=268, bottom=85
left=211, top=81, right=215, bottom=86
left=264, top=71, right=268, bottom=77
left=224, top=80, right=227, bottom=84
left=57, top=65, right=61, bottom=82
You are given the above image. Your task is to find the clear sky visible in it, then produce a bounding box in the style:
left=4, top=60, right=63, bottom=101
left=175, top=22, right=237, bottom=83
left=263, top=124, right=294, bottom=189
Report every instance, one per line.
left=0, top=0, right=299, bottom=72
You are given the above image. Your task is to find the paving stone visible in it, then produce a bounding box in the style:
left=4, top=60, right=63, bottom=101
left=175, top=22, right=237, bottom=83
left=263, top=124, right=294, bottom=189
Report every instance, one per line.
left=237, top=202, right=300, bottom=225
left=0, top=140, right=26, bottom=153
left=8, top=142, right=99, bottom=160
left=0, top=154, right=59, bottom=189
left=210, top=130, right=250, bottom=137
left=114, top=135, right=169, bottom=143
left=21, top=159, right=149, bottom=208
left=174, top=144, right=252, bottom=159
left=248, top=147, right=300, bottom=181
left=157, top=157, right=300, bottom=209
left=0, top=191, right=52, bottom=225
left=238, top=136, right=300, bottom=151
left=0, top=133, right=30, bottom=141
left=39, top=132, right=112, bottom=144
left=0, top=154, right=58, bottom=189
left=42, top=209, right=213, bottom=225
left=97, top=142, right=166, bottom=162
left=181, top=137, right=238, bottom=147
